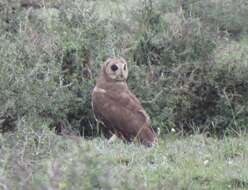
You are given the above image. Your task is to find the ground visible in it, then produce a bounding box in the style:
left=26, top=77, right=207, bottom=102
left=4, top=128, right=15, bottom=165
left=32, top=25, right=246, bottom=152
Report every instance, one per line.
left=1, top=127, right=248, bottom=190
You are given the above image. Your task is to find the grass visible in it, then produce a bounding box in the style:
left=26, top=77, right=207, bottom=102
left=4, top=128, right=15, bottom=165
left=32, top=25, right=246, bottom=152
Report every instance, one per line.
left=1, top=122, right=248, bottom=190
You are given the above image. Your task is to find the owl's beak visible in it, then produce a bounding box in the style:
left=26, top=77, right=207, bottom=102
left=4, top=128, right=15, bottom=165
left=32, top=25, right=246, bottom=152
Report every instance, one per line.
left=120, top=73, right=124, bottom=78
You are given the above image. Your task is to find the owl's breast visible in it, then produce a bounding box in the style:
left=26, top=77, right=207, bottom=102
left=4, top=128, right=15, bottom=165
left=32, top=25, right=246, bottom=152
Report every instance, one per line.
left=92, top=86, right=107, bottom=94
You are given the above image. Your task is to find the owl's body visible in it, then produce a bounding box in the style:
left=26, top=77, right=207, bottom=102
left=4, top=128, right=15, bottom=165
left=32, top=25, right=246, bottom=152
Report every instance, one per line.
left=92, top=58, right=157, bottom=147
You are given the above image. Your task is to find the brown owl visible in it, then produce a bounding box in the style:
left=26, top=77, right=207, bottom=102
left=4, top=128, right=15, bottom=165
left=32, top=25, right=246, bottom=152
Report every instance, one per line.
left=92, top=58, right=158, bottom=147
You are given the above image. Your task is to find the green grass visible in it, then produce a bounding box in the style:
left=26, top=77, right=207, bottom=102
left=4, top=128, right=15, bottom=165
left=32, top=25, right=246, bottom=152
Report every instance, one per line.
left=1, top=123, right=248, bottom=190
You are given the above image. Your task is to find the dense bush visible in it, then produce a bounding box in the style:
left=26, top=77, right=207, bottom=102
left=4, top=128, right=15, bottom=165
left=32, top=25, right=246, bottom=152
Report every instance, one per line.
left=184, top=0, right=248, bottom=38
left=0, top=0, right=248, bottom=137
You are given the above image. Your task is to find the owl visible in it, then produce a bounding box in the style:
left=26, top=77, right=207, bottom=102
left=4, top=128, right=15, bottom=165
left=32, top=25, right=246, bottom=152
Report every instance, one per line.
left=92, top=58, right=158, bottom=147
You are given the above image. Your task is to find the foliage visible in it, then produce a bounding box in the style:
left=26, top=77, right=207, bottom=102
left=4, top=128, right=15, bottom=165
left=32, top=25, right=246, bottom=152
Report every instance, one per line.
left=184, top=0, right=248, bottom=38
left=0, top=0, right=248, bottom=136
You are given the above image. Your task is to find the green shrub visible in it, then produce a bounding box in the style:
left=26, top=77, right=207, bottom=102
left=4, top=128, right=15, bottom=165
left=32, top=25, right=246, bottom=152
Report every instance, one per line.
left=184, top=0, right=248, bottom=38
left=0, top=0, right=248, bottom=136
left=0, top=0, right=104, bottom=136
left=209, top=39, right=248, bottom=134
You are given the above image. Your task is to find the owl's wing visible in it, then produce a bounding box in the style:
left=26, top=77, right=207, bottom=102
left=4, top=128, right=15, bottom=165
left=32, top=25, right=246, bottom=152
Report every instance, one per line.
left=92, top=89, right=151, bottom=133
left=121, top=90, right=151, bottom=124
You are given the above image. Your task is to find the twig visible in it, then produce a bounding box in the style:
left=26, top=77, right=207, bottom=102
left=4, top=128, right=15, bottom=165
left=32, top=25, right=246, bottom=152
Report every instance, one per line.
left=0, top=181, right=9, bottom=190
left=141, top=90, right=164, bottom=104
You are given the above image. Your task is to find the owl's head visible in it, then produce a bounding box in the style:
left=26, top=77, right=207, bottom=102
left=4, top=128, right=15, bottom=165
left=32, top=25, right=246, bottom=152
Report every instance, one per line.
left=102, top=58, right=128, bottom=82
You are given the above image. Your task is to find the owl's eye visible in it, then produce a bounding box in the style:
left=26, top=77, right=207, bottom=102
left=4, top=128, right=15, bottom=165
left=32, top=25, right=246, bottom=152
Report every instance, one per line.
left=124, top=64, right=127, bottom=70
left=111, top=64, right=118, bottom=72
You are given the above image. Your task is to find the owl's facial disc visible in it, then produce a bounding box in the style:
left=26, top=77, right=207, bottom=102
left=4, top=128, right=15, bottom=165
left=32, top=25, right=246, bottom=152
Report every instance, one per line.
left=104, top=58, right=128, bottom=82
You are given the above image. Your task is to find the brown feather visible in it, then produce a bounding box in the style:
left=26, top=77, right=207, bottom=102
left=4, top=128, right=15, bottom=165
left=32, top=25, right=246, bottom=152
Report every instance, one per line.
left=92, top=58, right=157, bottom=147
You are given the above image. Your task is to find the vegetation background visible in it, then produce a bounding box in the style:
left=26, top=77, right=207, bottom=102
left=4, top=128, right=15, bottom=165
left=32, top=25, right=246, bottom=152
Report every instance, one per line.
left=0, top=0, right=248, bottom=189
